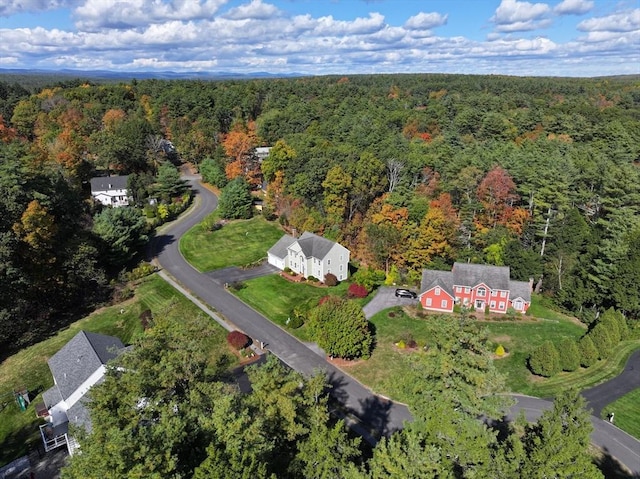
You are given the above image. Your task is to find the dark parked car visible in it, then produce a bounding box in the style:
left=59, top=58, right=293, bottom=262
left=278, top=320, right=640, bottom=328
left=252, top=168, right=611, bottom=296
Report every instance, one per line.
left=395, top=288, right=417, bottom=299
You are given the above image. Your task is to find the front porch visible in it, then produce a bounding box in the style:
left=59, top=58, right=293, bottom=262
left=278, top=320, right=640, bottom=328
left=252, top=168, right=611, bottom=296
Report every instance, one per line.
left=39, top=422, right=79, bottom=456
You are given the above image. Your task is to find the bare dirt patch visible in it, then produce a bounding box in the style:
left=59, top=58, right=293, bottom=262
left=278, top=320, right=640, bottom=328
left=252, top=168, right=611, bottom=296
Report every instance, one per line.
left=327, top=356, right=365, bottom=368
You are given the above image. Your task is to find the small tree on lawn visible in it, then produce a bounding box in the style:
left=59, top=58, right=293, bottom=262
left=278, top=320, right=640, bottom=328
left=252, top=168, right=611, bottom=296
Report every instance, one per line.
left=227, top=330, right=250, bottom=350
left=578, top=335, right=598, bottom=368
left=558, top=338, right=580, bottom=372
left=599, top=308, right=622, bottom=344
left=307, top=296, right=372, bottom=359
left=218, top=177, right=253, bottom=219
left=528, top=341, right=560, bottom=377
left=587, top=322, right=612, bottom=360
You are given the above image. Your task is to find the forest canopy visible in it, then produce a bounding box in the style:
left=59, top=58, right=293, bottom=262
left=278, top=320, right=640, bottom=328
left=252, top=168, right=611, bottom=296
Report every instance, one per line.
left=1, top=73, right=638, bottom=355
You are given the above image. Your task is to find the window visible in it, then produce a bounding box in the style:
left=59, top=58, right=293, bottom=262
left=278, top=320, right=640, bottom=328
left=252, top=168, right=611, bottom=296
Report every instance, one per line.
left=441, top=299, right=448, bottom=308
left=426, top=298, right=432, bottom=306
left=464, top=287, right=470, bottom=293
left=491, top=289, right=497, bottom=296
left=455, top=297, right=461, bottom=304
left=327, top=259, right=331, bottom=265
left=456, top=286, right=462, bottom=293
left=477, top=287, right=486, bottom=297
left=339, top=264, right=343, bottom=271
left=490, top=301, right=496, bottom=308
left=499, top=301, right=505, bottom=309
left=340, top=254, right=343, bottom=261
left=514, top=299, right=523, bottom=310
left=435, top=287, right=441, bottom=296
left=500, top=291, right=507, bottom=298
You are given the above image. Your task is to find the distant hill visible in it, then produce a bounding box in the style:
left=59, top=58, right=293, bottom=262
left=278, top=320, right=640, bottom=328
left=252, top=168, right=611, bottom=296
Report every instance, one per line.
left=0, top=69, right=302, bottom=91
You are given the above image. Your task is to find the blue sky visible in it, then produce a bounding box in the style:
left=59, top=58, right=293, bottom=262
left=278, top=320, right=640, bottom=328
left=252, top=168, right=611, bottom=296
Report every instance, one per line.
left=0, top=0, right=638, bottom=77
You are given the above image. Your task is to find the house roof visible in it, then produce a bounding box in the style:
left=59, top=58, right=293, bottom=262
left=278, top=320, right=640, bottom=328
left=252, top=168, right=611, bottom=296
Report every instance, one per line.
left=452, top=262, right=511, bottom=290
left=420, top=270, right=455, bottom=298
left=295, top=231, right=345, bottom=260
left=509, top=280, right=532, bottom=303
left=46, top=331, right=124, bottom=403
left=90, top=175, right=129, bottom=193
left=267, top=234, right=295, bottom=260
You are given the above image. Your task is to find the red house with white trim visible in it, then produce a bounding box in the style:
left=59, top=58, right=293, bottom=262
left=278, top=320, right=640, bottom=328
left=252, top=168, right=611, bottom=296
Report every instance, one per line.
left=419, top=262, right=532, bottom=314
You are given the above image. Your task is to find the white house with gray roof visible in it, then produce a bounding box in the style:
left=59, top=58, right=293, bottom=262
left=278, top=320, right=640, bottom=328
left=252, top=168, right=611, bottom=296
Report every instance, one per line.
left=267, top=231, right=350, bottom=281
left=90, top=175, right=130, bottom=207
left=419, top=262, right=532, bottom=314
left=39, top=331, right=125, bottom=456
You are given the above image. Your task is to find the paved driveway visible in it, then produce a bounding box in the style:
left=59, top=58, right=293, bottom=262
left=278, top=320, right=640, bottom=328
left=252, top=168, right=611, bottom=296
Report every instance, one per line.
left=206, top=263, right=279, bottom=285
left=363, top=286, right=419, bottom=319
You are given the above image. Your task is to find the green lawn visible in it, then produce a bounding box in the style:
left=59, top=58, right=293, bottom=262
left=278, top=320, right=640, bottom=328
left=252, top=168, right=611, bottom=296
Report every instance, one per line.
left=232, top=274, right=353, bottom=342
left=601, top=388, right=640, bottom=440
left=179, top=215, right=284, bottom=272
left=0, top=274, right=234, bottom=467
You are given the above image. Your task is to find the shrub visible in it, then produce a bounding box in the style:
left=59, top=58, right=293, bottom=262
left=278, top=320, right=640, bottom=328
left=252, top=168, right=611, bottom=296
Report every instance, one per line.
left=384, top=265, right=400, bottom=286
left=528, top=341, right=560, bottom=377
left=347, top=283, right=368, bottom=298
left=324, top=273, right=338, bottom=286
left=484, top=305, right=490, bottom=316
left=495, top=344, right=506, bottom=357
left=558, top=338, right=580, bottom=372
left=307, top=275, right=318, bottom=282
left=599, top=308, right=621, bottom=344
left=227, top=331, right=250, bottom=350
left=351, top=267, right=384, bottom=292
left=286, top=315, right=304, bottom=329
left=318, top=295, right=332, bottom=306
left=588, top=322, right=613, bottom=359
left=127, top=262, right=156, bottom=281
left=396, top=340, right=406, bottom=349
left=578, top=335, right=598, bottom=368
left=284, top=267, right=292, bottom=273
left=227, top=281, right=245, bottom=291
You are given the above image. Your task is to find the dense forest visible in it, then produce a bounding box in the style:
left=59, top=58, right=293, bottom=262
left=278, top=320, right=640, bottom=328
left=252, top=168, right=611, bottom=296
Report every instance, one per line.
left=1, top=74, right=639, bottom=358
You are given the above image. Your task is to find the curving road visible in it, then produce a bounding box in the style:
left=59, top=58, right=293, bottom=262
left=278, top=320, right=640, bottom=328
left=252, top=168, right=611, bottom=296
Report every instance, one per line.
left=152, top=174, right=412, bottom=439
left=153, top=174, right=640, bottom=473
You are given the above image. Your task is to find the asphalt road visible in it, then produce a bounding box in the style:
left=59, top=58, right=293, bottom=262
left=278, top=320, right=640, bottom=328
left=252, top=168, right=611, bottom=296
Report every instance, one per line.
left=153, top=176, right=413, bottom=438
left=153, top=174, right=640, bottom=473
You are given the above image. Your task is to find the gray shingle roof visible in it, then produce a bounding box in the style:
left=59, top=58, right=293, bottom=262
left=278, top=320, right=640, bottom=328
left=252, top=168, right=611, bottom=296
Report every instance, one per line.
left=452, top=262, right=511, bottom=290
left=420, top=270, right=455, bottom=297
left=295, top=231, right=340, bottom=260
left=90, top=175, right=129, bottom=193
left=46, top=331, right=124, bottom=403
left=509, top=280, right=532, bottom=303
left=267, top=234, right=295, bottom=260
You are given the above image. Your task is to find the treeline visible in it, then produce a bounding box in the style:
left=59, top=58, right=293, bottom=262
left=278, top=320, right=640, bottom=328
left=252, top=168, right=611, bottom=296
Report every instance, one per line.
left=1, top=74, right=638, bottom=354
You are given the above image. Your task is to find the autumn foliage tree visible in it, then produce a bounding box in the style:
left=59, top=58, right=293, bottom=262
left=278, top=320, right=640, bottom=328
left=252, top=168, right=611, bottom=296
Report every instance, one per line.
left=476, top=166, right=519, bottom=229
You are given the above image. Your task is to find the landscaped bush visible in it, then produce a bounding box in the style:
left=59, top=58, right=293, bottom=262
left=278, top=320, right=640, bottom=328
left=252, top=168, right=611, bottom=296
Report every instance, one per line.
left=227, top=281, right=245, bottom=291
left=227, top=331, right=250, bottom=350
left=528, top=340, right=561, bottom=377
left=396, top=340, right=406, bottom=349
left=286, top=315, right=304, bottom=329
left=127, top=262, right=156, bottom=281
left=307, top=275, right=318, bottom=282
left=350, top=267, right=384, bottom=292
left=284, top=267, right=292, bottom=273
left=495, top=344, right=506, bottom=357
left=558, top=338, right=580, bottom=372
left=588, top=322, right=613, bottom=360
left=347, top=283, right=368, bottom=299
left=578, top=335, right=599, bottom=368
left=324, top=273, right=338, bottom=286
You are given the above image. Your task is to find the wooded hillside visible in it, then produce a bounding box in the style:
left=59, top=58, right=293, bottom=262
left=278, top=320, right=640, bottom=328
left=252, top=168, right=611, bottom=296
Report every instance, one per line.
left=1, top=74, right=638, bottom=356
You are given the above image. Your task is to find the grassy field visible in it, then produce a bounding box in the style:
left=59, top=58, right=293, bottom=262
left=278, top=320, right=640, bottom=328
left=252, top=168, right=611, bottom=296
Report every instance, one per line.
left=0, top=274, right=234, bottom=467
left=180, top=215, right=284, bottom=271
left=232, top=274, right=354, bottom=342
left=601, top=388, right=640, bottom=440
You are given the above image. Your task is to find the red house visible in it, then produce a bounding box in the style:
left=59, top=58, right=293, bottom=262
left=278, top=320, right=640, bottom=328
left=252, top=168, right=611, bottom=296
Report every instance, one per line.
left=419, top=262, right=532, bottom=314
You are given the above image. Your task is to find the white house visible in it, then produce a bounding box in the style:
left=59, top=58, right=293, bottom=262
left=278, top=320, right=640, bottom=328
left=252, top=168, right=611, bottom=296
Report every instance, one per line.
left=39, top=331, right=125, bottom=456
left=90, top=175, right=130, bottom=207
left=267, top=231, right=350, bottom=281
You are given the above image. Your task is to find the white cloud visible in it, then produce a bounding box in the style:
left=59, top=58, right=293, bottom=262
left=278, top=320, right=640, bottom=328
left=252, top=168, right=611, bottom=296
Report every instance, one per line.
left=554, top=0, right=594, bottom=15
left=0, top=0, right=76, bottom=16
left=404, top=12, right=448, bottom=30
left=223, top=0, right=280, bottom=20
left=73, top=0, right=228, bottom=31
left=578, top=8, right=640, bottom=33
left=491, top=0, right=552, bottom=31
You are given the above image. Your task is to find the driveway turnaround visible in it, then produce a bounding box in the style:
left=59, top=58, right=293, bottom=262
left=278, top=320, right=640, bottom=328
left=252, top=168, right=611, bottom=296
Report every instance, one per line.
left=153, top=177, right=413, bottom=439
left=363, top=286, right=419, bottom=319
left=206, top=263, right=280, bottom=285
left=581, top=350, right=640, bottom=417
